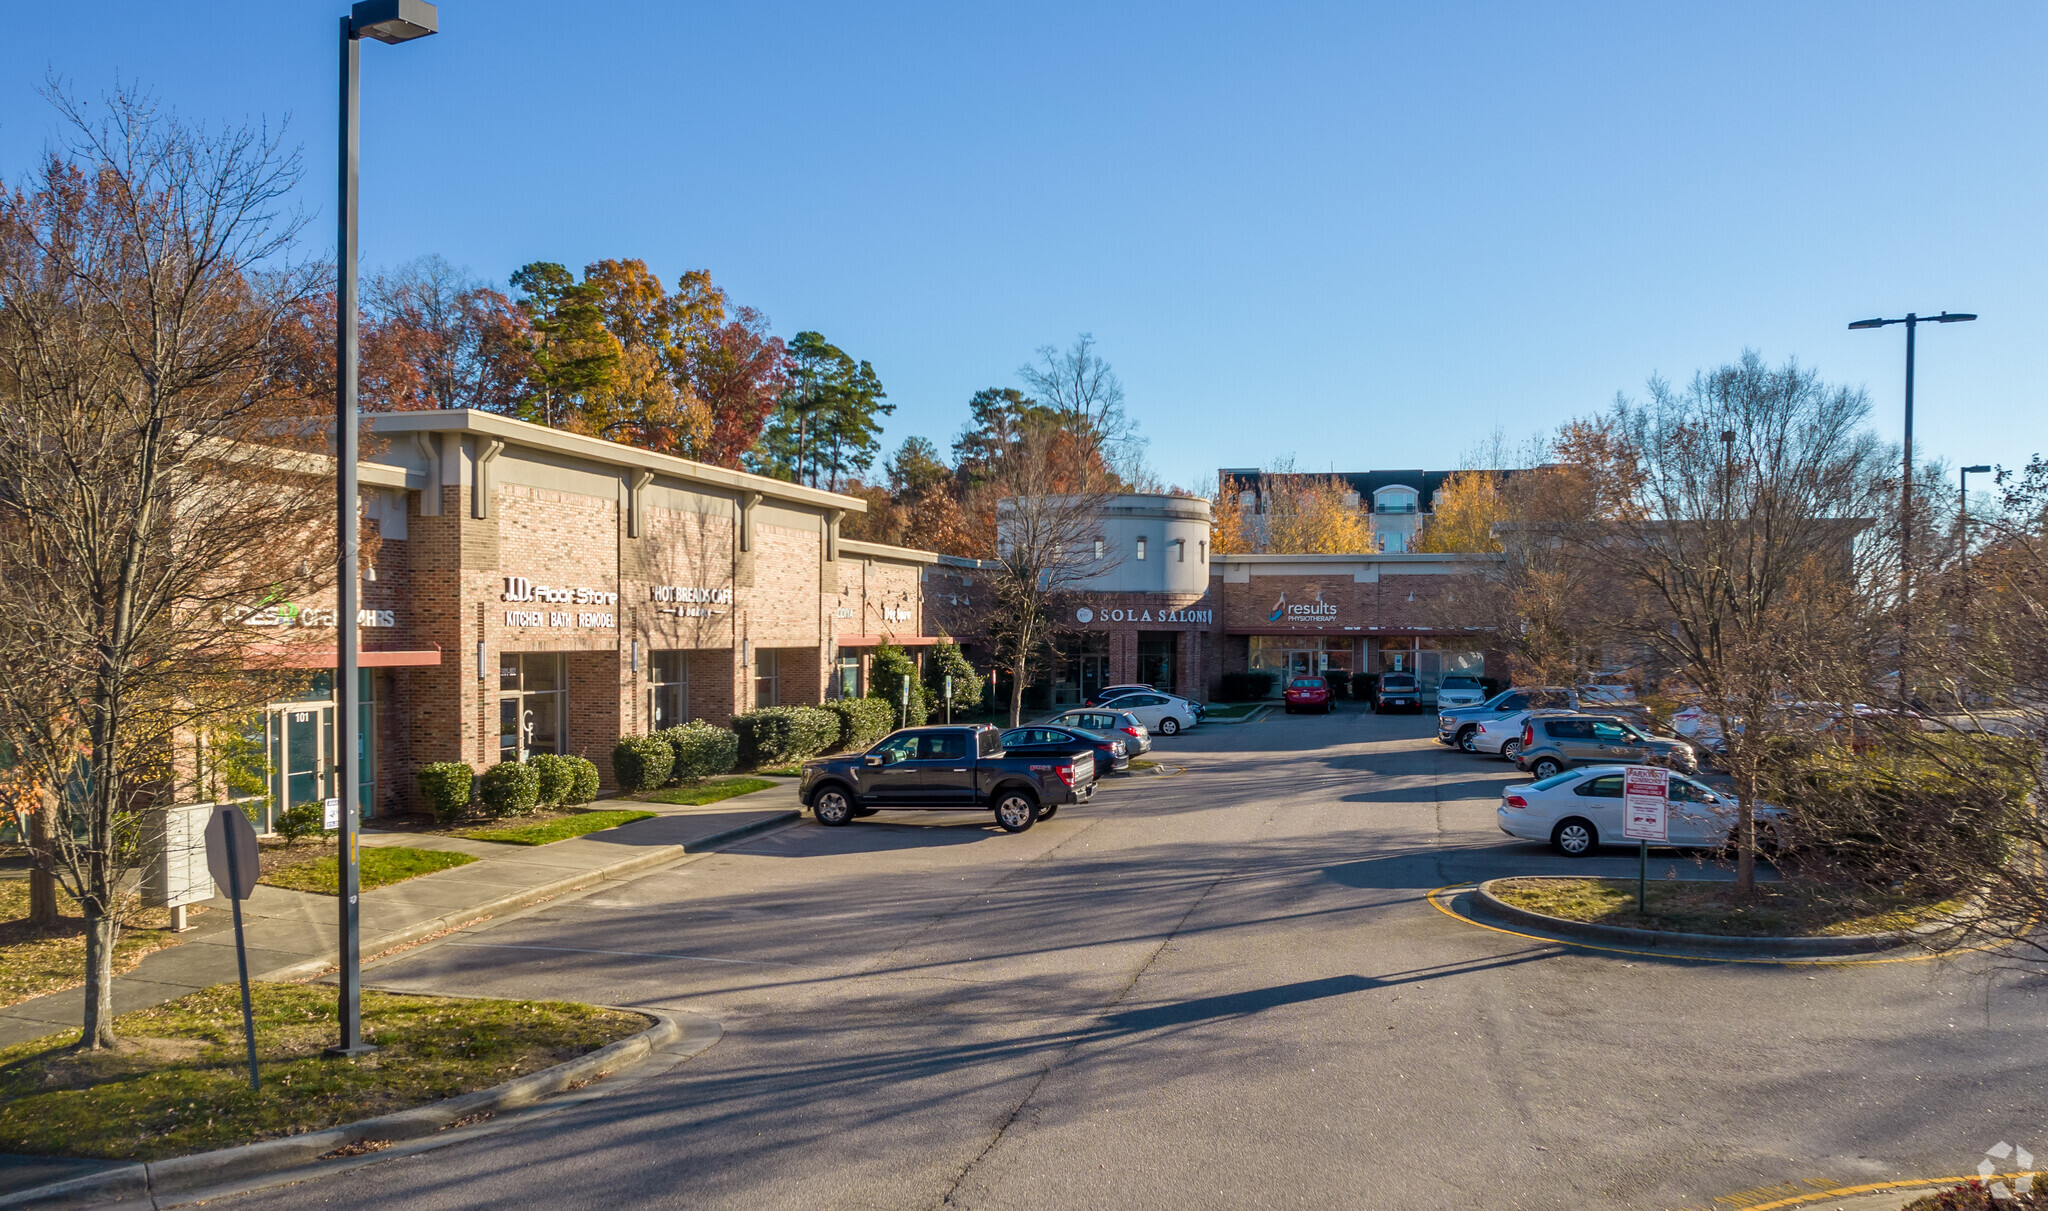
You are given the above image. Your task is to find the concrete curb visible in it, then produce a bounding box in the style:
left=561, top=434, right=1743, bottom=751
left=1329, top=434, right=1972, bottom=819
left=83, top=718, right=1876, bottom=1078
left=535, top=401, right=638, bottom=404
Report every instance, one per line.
left=1469, top=878, right=1920, bottom=957
left=0, top=1008, right=722, bottom=1210
left=256, top=809, right=799, bottom=983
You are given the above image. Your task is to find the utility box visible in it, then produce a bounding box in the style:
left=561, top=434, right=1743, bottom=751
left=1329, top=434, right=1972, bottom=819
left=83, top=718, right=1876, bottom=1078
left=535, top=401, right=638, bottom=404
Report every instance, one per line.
left=143, top=802, right=221, bottom=918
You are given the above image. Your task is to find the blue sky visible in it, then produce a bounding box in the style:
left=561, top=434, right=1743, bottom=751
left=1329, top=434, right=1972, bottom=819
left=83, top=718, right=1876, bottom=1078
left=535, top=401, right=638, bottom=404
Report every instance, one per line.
left=4, top=2, right=2042, bottom=490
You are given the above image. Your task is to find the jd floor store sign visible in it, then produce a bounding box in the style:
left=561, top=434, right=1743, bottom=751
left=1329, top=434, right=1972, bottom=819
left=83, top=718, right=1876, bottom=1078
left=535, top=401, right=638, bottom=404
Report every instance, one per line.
left=501, top=576, right=618, bottom=629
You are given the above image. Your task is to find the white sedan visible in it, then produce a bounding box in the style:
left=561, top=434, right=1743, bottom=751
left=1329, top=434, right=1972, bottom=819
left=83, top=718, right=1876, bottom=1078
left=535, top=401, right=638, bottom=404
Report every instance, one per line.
left=1096, top=691, right=1200, bottom=735
left=1471, top=709, right=1555, bottom=758
left=1496, top=765, right=1789, bottom=857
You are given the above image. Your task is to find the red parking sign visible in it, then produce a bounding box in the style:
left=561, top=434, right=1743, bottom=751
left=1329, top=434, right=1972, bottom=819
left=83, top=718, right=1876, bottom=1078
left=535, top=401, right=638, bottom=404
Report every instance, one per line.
left=1623, top=765, right=1669, bottom=842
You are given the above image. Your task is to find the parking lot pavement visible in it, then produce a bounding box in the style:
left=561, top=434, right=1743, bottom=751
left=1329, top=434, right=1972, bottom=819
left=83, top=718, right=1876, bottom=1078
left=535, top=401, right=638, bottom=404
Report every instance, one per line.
left=210, top=712, right=2048, bottom=1211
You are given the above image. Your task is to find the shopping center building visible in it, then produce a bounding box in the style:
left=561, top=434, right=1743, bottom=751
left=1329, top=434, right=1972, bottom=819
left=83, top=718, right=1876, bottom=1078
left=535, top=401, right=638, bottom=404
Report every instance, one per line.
left=247, top=409, right=942, bottom=821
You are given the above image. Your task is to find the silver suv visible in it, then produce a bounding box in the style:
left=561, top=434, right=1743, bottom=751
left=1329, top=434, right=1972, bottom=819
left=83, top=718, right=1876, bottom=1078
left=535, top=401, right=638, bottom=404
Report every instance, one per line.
left=1514, top=713, right=1697, bottom=779
left=1437, top=687, right=1579, bottom=752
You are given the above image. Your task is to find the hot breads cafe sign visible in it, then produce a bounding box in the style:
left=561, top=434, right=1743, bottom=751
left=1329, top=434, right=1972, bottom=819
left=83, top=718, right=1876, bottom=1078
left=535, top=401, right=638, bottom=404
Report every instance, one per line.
left=502, top=576, right=617, bottom=629
left=650, top=584, right=732, bottom=619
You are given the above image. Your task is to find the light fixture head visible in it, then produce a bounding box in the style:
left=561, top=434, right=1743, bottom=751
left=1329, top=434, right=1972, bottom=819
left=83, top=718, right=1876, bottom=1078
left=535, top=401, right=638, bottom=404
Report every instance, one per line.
left=1934, top=312, right=1978, bottom=323
left=1963, top=464, right=1993, bottom=474
left=1847, top=318, right=1888, bottom=330
left=351, top=0, right=438, bottom=43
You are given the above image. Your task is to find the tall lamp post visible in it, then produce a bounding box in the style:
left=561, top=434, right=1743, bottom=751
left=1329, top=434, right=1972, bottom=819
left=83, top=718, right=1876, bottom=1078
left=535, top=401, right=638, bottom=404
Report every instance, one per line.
left=1959, top=464, right=1992, bottom=577
left=330, top=0, right=438, bottom=1059
left=1848, top=310, right=1975, bottom=710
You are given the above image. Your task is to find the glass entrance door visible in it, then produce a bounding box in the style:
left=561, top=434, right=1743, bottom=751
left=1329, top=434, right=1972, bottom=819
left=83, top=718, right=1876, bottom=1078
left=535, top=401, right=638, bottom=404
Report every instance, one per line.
left=267, top=704, right=333, bottom=825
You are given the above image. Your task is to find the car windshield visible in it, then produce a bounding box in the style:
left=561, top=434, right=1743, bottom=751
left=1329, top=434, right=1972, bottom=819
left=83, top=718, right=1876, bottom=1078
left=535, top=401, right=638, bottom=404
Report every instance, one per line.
left=1383, top=676, right=1416, bottom=688
left=1528, top=771, right=1583, bottom=792
left=1442, top=677, right=1481, bottom=689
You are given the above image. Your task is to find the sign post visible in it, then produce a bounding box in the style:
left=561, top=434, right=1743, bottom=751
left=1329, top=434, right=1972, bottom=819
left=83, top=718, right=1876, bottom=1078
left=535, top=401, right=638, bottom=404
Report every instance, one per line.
left=900, top=677, right=910, bottom=729
left=1622, top=766, right=1670, bottom=914
left=204, top=805, right=264, bottom=1091
left=944, top=675, right=953, bottom=725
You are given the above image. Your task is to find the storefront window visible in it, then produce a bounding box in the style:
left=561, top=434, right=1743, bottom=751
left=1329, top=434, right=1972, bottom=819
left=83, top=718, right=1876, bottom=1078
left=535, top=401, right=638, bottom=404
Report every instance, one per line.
left=753, top=648, right=780, bottom=709
left=649, top=650, right=689, bottom=728
left=1137, top=634, right=1177, bottom=694
left=831, top=651, right=863, bottom=700
left=1052, top=634, right=1109, bottom=707
left=1248, top=637, right=1356, bottom=691
left=500, top=654, right=565, bottom=763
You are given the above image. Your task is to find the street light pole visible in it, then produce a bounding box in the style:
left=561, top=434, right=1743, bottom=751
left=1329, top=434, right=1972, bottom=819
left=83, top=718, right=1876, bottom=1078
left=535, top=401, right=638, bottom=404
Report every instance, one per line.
left=1848, top=310, right=1975, bottom=711
left=329, top=0, right=438, bottom=1060
left=1960, top=464, right=1992, bottom=579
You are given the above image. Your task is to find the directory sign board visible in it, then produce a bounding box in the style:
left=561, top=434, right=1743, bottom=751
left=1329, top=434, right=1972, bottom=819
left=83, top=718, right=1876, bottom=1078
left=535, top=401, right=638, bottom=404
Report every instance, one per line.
left=1623, top=765, right=1670, bottom=842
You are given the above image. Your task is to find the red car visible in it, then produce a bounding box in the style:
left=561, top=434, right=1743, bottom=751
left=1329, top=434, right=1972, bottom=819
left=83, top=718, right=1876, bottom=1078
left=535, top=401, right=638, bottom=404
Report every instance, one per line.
left=1283, top=677, right=1333, bottom=714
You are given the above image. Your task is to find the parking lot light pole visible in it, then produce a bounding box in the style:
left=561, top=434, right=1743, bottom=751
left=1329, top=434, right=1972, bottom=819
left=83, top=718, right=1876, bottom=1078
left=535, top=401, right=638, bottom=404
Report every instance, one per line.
left=1848, top=310, right=1976, bottom=710
left=1960, top=464, right=1992, bottom=577
left=329, top=0, right=438, bottom=1060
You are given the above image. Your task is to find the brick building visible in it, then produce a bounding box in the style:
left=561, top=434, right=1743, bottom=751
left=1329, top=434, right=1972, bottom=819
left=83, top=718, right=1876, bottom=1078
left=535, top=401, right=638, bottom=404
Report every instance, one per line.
left=242, top=409, right=941, bottom=821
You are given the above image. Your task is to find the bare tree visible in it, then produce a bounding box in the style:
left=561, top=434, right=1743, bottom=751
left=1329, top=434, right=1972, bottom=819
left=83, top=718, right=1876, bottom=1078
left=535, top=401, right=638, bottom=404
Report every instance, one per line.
left=1019, top=334, right=1147, bottom=482
left=979, top=424, right=1123, bottom=727
left=0, top=86, right=332, bottom=1048
left=1548, top=353, right=1889, bottom=894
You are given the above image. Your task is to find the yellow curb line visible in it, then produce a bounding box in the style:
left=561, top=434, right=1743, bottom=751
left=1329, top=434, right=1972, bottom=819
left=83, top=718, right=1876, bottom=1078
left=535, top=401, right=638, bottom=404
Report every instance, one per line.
left=1705, top=1171, right=2037, bottom=1209
left=1424, top=883, right=2000, bottom=967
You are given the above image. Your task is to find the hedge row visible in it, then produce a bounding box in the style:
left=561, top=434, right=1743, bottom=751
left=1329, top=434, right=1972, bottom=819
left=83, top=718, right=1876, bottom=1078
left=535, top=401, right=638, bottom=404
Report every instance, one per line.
left=659, top=720, right=740, bottom=783
left=732, top=706, right=840, bottom=767
left=415, top=753, right=599, bottom=822
left=827, top=697, right=895, bottom=751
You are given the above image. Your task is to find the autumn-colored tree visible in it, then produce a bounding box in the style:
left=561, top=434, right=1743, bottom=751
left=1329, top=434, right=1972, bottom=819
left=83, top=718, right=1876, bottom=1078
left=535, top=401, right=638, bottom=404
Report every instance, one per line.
left=692, top=304, right=789, bottom=468
left=952, top=387, right=1053, bottom=487
left=1213, top=465, right=1374, bottom=554
left=368, top=256, right=529, bottom=411
left=1412, top=471, right=1505, bottom=553
left=0, top=88, right=335, bottom=1048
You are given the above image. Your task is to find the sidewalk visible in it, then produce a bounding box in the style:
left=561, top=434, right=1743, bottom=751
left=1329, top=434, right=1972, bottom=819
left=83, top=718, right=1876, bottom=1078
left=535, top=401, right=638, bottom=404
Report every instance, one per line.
left=0, top=783, right=803, bottom=1050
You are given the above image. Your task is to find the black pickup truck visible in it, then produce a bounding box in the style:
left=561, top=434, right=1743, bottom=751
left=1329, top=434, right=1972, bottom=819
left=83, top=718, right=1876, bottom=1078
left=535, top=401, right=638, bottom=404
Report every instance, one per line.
left=799, top=724, right=1094, bottom=833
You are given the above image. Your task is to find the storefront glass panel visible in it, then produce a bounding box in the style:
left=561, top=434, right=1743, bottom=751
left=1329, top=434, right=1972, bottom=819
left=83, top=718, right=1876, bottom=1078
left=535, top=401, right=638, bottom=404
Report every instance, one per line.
left=650, top=650, right=690, bottom=727
left=1136, top=634, right=1177, bottom=694
left=1052, top=635, right=1109, bottom=707
left=1248, top=637, right=1356, bottom=694
left=499, top=654, right=566, bottom=762
left=830, top=652, right=863, bottom=701
left=753, top=648, right=780, bottom=709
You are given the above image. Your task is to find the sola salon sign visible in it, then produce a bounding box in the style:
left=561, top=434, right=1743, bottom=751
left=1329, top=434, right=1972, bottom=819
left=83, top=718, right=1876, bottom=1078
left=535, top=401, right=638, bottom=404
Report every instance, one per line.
left=1076, top=606, right=1213, bottom=625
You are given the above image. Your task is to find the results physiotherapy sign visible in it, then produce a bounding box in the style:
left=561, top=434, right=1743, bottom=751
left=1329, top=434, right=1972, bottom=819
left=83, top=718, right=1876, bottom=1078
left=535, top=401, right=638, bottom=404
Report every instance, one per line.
left=502, top=576, right=616, bottom=629
left=1267, top=589, right=1338, bottom=623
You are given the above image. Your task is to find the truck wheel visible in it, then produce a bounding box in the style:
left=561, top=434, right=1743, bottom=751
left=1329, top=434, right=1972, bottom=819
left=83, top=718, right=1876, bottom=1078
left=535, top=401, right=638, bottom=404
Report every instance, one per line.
left=814, top=789, right=854, bottom=826
left=1035, top=803, right=1059, bottom=821
left=994, top=791, right=1038, bottom=833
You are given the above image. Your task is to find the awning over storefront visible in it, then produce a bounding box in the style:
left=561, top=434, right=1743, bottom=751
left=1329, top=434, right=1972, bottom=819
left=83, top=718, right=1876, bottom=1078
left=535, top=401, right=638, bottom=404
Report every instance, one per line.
left=836, top=634, right=940, bottom=647
left=243, top=645, right=443, bottom=669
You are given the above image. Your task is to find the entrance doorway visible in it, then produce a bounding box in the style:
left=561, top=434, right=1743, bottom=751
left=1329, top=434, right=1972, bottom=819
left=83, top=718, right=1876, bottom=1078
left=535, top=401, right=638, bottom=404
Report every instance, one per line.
left=1136, top=634, right=1177, bottom=694
left=1053, top=634, right=1109, bottom=707
left=1248, top=637, right=1357, bottom=695
left=266, top=702, right=333, bottom=825
left=499, top=653, right=565, bottom=763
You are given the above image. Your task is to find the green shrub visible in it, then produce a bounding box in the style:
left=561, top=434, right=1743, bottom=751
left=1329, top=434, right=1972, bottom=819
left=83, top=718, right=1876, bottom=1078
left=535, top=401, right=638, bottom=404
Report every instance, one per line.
left=611, top=735, right=675, bottom=792
left=661, top=721, right=740, bottom=783
left=826, top=697, right=895, bottom=751
left=564, top=755, right=601, bottom=805
left=922, top=639, right=983, bottom=715
left=478, top=760, right=541, bottom=819
left=1323, top=671, right=1351, bottom=699
left=416, top=762, right=476, bottom=823
left=527, top=753, right=575, bottom=808
left=868, top=643, right=928, bottom=727
left=732, top=706, right=840, bottom=767
left=277, top=800, right=327, bottom=846
left=1219, top=671, right=1275, bottom=702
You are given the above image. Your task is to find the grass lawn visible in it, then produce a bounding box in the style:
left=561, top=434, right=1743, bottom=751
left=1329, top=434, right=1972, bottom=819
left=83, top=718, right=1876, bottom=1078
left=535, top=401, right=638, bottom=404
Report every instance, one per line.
left=1127, top=759, right=1160, bottom=771
left=459, top=809, right=657, bottom=846
left=1492, top=876, right=1959, bottom=938
left=1200, top=703, right=1264, bottom=720
left=634, top=776, right=776, bottom=807
left=0, top=982, right=645, bottom=1161
left=259, top=846, right=476, bottom=896
left=751, top=766, right=803, bottom=778
left=0, top=881, right=195, bottom=1009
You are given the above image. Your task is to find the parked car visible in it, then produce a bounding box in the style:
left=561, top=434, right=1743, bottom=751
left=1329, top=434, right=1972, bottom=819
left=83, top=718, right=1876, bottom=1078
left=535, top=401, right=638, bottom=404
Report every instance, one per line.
left=1090, top=691, right=1200, bottom=735
left=1513, top=713, right=1697, bottom=778
left=1576, top=679, right=1639, bottom=706
left=1469, top=708, right=1576, bottom=759
left=1437, top=686, right=1580, bottom=752
left=1047, top=708, right=1152, bottom=756
left=1375, top=673, right=1423, bottom=713
left=1496, top=765, right=1788, bottom=856
left=1283, top=677, right=1334, bottom=714
left=1087, top=683, right=1154, bottom=707
left=800, top=725, right=1093, bottom=832
left=1099, top=686, right=1207, bottom=720
left=1001, top=724, right=1130, bottom=775
left=1435, top=675, right=1488, bottom=709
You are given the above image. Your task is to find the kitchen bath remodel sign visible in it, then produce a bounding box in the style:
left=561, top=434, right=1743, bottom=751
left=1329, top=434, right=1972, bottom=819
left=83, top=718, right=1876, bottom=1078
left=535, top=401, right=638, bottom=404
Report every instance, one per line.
left=502, top=576, right=617, bottom=628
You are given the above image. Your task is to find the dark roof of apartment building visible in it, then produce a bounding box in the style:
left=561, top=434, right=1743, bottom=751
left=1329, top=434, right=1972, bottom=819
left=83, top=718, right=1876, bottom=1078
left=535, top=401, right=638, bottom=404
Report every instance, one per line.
left=1216, top=468, right=1513, bottom=505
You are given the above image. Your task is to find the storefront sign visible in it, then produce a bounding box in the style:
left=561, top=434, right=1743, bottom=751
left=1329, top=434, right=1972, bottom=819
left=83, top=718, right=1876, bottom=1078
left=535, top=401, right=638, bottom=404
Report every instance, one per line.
left=1267, top=589, right=1338, bottom=623
left=504, top=609, right=616, bottom=629
left=503, top=576, right=618, bottom=607
left=884, top=606, right=912, bottom=623
left=1076, top=606, right=1213, bottom=625
left=649, top=585, right=732, bottom=605
left=227, top=604, right=395, bottom=629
